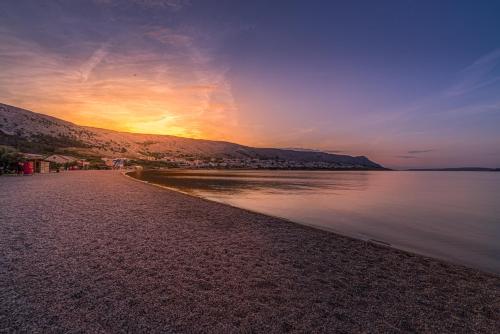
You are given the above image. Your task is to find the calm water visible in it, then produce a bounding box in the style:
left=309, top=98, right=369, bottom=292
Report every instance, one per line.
left=130, top=170, right=500, bottom=274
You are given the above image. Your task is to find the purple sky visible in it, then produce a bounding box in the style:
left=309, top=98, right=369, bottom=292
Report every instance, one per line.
left=0, top=0, right=499, bottom=168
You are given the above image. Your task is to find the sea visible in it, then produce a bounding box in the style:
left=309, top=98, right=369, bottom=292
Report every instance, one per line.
left=129, top=169, right=500, bottom=274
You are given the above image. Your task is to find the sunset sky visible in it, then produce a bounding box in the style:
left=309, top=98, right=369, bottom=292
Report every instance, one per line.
left=1, top=0, right=500, bottom=168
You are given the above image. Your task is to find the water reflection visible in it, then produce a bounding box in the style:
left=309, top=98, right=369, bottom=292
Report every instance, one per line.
left=129, top=170, right=500, bottom=274
left=130, top=170, right=370, bottom=195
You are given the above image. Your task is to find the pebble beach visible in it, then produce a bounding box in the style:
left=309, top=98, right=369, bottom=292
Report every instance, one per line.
left=0, top=171, right=499, bottom=333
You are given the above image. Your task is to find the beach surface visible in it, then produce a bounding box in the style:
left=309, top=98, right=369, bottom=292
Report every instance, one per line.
left=0, top=171, right=498, bottom=333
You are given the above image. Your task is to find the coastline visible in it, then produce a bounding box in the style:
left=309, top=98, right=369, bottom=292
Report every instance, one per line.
left=1, top=170, right=499, bottom=332
left=125, top=169, right=500, bottom=275
left=123, top=170, right=350, bottom=237
left=124, top=170, right=403, bottom=253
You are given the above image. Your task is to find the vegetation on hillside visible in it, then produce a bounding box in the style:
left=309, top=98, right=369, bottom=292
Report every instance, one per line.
left=0, top=146, right=23, bottom=174
left=0, top=102, right=385, bottom=169
left=0, top=131, right=88, bottom=154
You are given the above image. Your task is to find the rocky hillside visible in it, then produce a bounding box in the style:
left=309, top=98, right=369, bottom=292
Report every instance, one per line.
left=0, top=103, right=383, bottom=169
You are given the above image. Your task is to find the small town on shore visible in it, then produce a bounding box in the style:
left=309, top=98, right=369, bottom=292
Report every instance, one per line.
left=0, top=146, right=372, bottom=175
left=0, top=148, right=128, bottom=175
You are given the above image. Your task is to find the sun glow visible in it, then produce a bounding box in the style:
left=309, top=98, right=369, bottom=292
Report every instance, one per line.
left=125, top=114, right=199, bottom=138
left=0, top=21, right=239, bottom=141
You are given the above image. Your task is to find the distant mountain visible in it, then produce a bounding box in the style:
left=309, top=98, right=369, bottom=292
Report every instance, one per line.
left=0, top=103, right=384, bottom=169
left=408, top=168, right=499, bottom=172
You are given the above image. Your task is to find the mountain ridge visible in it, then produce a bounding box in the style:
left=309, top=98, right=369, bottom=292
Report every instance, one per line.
left=0, top=102, right=384, bottom=169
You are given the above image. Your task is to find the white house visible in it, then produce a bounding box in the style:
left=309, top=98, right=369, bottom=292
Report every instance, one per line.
left=44, top=154, right=78, bottom=164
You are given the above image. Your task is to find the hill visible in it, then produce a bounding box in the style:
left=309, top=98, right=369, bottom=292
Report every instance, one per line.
left=0, top=103, right=383, bottom=169
left=408, top=168, right=499, bottom=172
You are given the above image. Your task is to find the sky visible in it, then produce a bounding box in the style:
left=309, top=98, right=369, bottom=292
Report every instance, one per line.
left=0, top=0, right=500, bottom=168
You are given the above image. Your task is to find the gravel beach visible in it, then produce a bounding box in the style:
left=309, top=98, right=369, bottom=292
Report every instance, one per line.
left=1, top=171, right=499, bottom=333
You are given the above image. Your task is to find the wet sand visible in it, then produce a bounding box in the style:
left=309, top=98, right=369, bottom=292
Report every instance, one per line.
left=0, top=170, right=499, bottom=333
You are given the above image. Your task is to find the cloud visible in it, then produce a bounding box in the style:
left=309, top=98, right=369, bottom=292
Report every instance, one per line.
left=79, top=44, right=110, bottom=82
left=446, top=48, right=500, bottom=97
left=396, top=155, right=417, bottom=159
left=94, top=0, right=189, bottom=10
left=0, top=31, right=76, bottom=102
left=280, top=148, right=347, bottom=154
left=374, top=48, right=500, bottom=128
left=325, top=150, right=346, bottom=154
left=392, top=150, right=433, bottom=160
left=132, top=0, right=189, bottom=10
left=439, top=101, right=500, bottom=116
left=0, top=23, right=239, bottom=140
left=145, top=28, right=192, bottom=47
left=407, top=149, right=433, bottom=154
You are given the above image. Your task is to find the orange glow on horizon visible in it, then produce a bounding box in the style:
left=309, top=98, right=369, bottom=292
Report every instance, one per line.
left=1, top=26, right=241, bottom=143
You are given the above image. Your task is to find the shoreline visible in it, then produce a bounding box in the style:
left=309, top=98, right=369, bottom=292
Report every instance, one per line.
left=1, top=170, right=499, bottom=332
left=123, top=170, right=355, bottom=240
left=124, top=171, right=406, bottom=252
left=124, top=170, right=500, bottom=276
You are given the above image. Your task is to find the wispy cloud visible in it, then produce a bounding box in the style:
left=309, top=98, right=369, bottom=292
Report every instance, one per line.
left=358, top=48, right=500, bottom=163
left=396, top=155, right=417, bottom=159
left=446, top=48, right=500, bottom=97
left=395, top=149, right=433, bottom=160
left=79, top=44, right=110, bottom=82
left=407, top=149, right=433, bottom=154
left=439, top=101, right=500, bottom=116
left=132, top=0, right=189, bottom=10
left=325, top=150, right=346, bottom=154
left=145, top=28, right=192, bottom=47
left=0, top=22, right=239, bottom=140
left=370, top=48, right=500, bottom=128
left=279, top=147, right=347, bottom=154
left=94, top=0, right=189, bottom=10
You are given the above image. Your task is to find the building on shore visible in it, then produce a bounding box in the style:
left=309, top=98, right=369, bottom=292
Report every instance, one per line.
left=45, top=154, right=78, bottom=165
left=101, top=157, right=128, bottom=169
left=102, top=158, right=115, bottom=168
left=79, top=160, right=90, bottom=169
left=112, top=158, right=127, bottom=169
left=45, top=154, right=90, bottom=170
left=23, top=153, right=50, bottom=174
